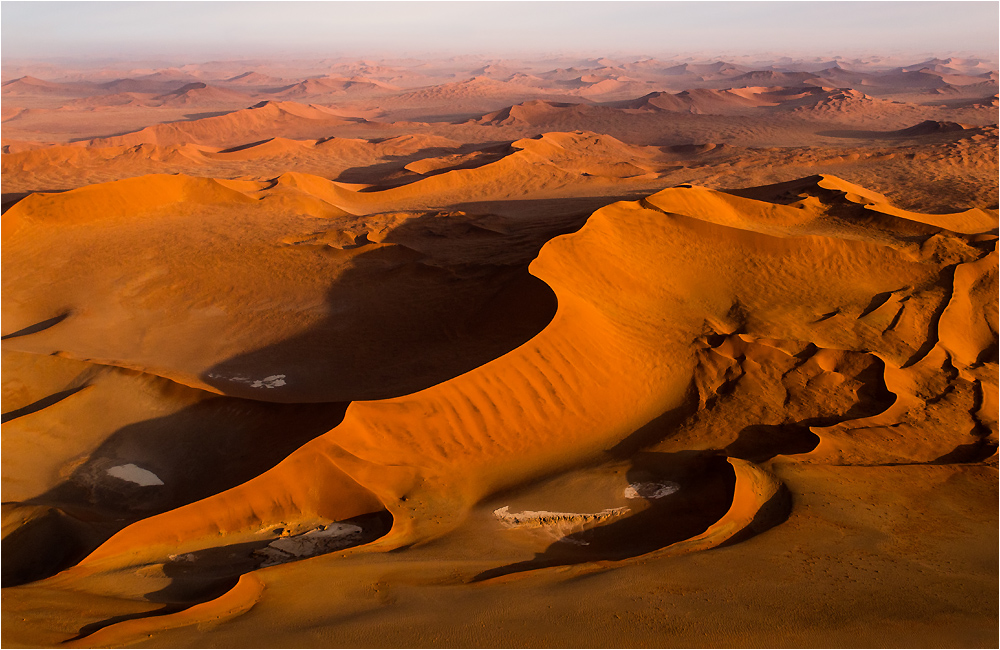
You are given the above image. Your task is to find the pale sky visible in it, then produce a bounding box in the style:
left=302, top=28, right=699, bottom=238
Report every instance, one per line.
left=2, top=1, right=997, bottom=61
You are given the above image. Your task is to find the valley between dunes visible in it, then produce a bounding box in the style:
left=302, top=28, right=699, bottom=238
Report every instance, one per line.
left=2, top=54, right=998, bottom=648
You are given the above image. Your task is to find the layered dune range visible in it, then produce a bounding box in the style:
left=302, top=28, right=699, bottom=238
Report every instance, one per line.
left=3, top=54, right=999, bottom=148
left=2, top=55, right=999, bottom=648
left=4, top=122, right=998, bottom=215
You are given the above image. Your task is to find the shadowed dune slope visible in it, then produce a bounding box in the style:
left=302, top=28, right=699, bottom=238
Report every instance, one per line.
left=2, top=173, right=568, bottom=402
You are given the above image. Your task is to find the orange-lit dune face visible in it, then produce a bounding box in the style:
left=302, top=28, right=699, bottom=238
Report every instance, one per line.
left=2, top=49, right=997, bottom=649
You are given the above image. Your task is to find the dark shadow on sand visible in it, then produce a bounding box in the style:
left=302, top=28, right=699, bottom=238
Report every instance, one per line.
left=197, top=208, right=583, bottom=403
left=4, top=398, right=350, bottom=587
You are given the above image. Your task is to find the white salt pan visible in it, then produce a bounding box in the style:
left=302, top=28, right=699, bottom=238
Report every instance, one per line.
left=106, top=463, right=164, bottom=486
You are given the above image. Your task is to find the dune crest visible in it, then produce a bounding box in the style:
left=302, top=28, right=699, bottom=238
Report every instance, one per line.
left=85, top=100, right=371, bottom=149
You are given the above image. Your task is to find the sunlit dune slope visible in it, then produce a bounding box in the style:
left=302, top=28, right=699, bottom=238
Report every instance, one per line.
left=613, top=88, right=776, bottom=113
left=271, top=76, right=399, bottom=99
left=85, top=101, right=371, bottom=148
left=152, top=82, right=253, bottom=108
left=2, top=170, right=996, bottom=647
left=0, top=76, right=97, bottom=97
left=2, top=129, right=666, bottom=196
left=32, top=174, right=991, bottom=571
left=1, top=133, right=466, bottom=192
left=5, top=120, right=997, bottom=221
left=382, top=76, right=586, bottom=112
left=473, top=99, right=623, bottom=125
left=5, top=135, right=689, bottom=407
left=1, top=130, right=671, bottom=224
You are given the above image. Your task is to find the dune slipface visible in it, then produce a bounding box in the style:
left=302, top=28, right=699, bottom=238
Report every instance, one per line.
left=2, top=52, right=998, bottom=649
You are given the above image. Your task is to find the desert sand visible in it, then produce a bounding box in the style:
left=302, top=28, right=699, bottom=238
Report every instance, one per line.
left=2, top=53, right=998, bottom=648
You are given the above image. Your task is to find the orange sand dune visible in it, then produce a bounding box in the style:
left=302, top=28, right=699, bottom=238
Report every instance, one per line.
left=221, top=71, right=288, bottom=87
left=0, top=76, right=97, bottom=97
left=5, top=102, right=997, bottom=224
left=474, top=99, right=620, bottom=126
left=1, top=132, right=472, bottom=193
left=616, top=88, right=776, bottom=113
left=377, top=76, right=590, bottom=116
left=2, top=54, right=998, bottom=648
left=2, top=129, right=667, bottom=227
left=152, top=82, right=253, bottom=108
left=729, top=69, right=818, bottom=85
left=85, top=100, right=372, bottom=148
left=4, top=119, right=996, bottom=217
left=271, top=76, right=399, bottom=98
left=3, top=171, right=579, bottom=401
left=785, top=87, right=922, bottom=117
left=3, top=173, right=994, bottom=647
left=60, top=92, right=160, bottom=109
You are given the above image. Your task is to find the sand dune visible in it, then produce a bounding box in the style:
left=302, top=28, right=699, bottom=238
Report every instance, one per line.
left=729, top=69, right=818, bottom=85
left=2, top=53, right=997, bottom=649
left=153, top=82, right=253, bottom=107
left=381, top=76, right=588, bottom=116
left=473, top=100, right=617, bottom=125
left=5, top=119, right=997, bottom=216
left=85, top=100, right=371, bottom=148
left=5, top=174, right=993, bottom=649
left=271, top=76, right=399, bottom=98
left=97, top=77, right=192, bottom=94
left=222, top=71, right=289, bottom=87
left=786, top=88, right=919, bottom=116
left=0, top=76, right=97, bottom=97
left=2, top=58, right=996, bottom=145
left=890, top=119, right=972, bottom=136
left=136, top=68, right=202, bottom=84
left=2, top=171, right=575, bottom=400
left=60, top=92, right=159, bottom=109
left=659, top=61, right=747, bottom=77
left=615, top=88, right=774, bottom=113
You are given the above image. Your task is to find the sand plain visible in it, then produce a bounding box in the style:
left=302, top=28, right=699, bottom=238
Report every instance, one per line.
left=2, top=53, right=998, bottom=648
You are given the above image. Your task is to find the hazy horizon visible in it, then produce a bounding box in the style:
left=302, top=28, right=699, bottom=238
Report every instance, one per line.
left=2, top=1, right=998, bottom=63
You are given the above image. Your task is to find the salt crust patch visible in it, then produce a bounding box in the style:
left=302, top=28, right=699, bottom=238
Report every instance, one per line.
left=207, top=373, right=287, bottom=388
left=106, top=463, right=164, bottom=486
left=624, top=481, right=680, bottom=500
left=493, top=505, right=631, bottom=546
left=254, top=523, right=364, bottom=567
left=493, top=505, right=630, bottom=529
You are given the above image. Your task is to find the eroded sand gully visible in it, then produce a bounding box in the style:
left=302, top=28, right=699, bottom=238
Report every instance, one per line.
left=2, top=54, right=998, bottom=648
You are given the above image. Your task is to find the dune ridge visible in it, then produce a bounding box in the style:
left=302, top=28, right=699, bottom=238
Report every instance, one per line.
left=85, top=101, right=371, bottom=149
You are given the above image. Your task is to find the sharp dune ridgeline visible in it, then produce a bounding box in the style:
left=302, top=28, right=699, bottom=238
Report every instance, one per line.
left=2, top=52, right=998, bottom=648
